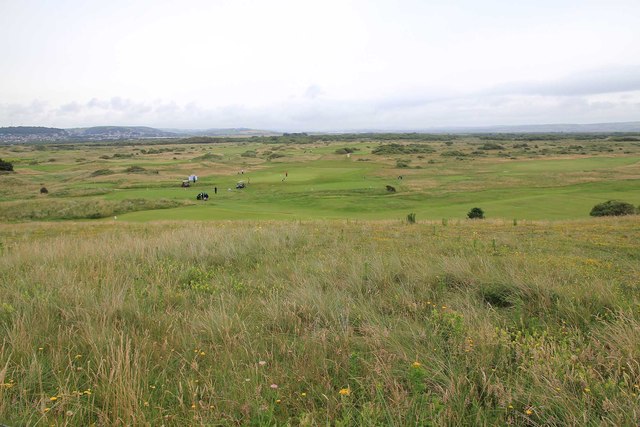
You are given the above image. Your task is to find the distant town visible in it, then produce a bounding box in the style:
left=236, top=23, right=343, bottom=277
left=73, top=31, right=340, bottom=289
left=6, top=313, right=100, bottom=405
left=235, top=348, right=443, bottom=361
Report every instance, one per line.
left=0, top=126, right=278, bottom=143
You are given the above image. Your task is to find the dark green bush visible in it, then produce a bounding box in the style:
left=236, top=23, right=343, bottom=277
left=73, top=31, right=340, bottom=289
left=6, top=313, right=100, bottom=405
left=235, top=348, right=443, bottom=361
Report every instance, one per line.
left=441, top=150, right=467, bottom=157
left=124, top=166, right=146, bottom=173
left=372, top=144, right=435, bottom=155
left=467, top=207, right=485, bottom=219
left=590, top=200, right=636, bottom=217
left=0, top=158, right=14, bottom=172
left=91, top=169, right=115, bottom=177
left=479, top=142, right=504, bottom=150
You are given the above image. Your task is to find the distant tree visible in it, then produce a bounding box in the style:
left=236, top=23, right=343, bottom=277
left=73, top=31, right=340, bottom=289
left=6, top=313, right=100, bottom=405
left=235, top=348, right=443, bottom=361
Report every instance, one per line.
left=590, top=200, right=636, bottom=217
left=0, top=158, right=13, bottom=172
left=467, top=207, right=485, bottom=219
left=479, top=142, right=504, bottom=150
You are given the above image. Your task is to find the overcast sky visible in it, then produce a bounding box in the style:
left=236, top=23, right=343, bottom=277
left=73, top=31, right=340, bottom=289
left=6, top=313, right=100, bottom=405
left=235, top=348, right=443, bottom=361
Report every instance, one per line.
left=1, top=0, right=639, bottom=130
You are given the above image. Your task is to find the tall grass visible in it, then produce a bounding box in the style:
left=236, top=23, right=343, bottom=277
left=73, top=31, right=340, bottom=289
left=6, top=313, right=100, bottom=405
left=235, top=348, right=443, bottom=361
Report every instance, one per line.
left=0, top=218, right=639, bottom=425
left=0, top=198, right=187, bottom=222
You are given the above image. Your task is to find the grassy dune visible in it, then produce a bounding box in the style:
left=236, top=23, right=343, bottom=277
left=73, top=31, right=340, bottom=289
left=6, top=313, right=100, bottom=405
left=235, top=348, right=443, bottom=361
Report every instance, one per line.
left=1, top=218, right=639, bottom=425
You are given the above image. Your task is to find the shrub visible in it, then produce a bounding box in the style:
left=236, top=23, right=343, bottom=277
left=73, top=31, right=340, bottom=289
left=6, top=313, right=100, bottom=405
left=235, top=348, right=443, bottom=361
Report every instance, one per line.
left=396, top=159, right=411, bottom=168
left=479, top=142, right=504, bottom=150
left=467, top=207, right=485, bottom=219
left=386, top=185, right=396, bottom=193
left=91, top=169, right=115, bottom=177
left=334, top=147, right=358, bottom=154
left=240, top=150, right=257, bottom=158
left=590, top=200, right=636, bottom=217
left=0, top=158, right=14, bottom=172
left=124, top=166, right=146, bottom=173
left=441, top=150, right=467, bottom=157
left=40, top=187, right=48, bottom=194
left=407, top=213, right=416, bottom=224
left=194, top=153, right=223, bottom=161
left=372, top=143, right=435, bottom=155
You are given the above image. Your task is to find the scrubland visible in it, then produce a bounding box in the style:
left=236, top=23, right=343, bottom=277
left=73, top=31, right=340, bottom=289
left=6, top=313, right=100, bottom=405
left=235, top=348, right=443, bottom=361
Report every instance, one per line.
left=1, top=218, right=639, bottom=425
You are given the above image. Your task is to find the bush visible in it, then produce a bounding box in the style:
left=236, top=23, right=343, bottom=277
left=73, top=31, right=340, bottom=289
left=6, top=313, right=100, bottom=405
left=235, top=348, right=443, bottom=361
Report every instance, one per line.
left=40, top=187, right=48, bottom=194
left=334, top=147, right=358, bottom=155
left=479, top=142, right=504, bottom=150
left=124, top=166, right=146, bottom=173
left=467, top=207, right=485, bottom=219
left=590, top=200, right=636, bottom=217
left=386, top=185, right=396, bottom=193
left=372, top=143, right=435, bottom=155
left=194, top=153, right=223, bottom=161
left=0, top=158, right=14, bottom=172
left=407, top=213, right=416, bottom=224
left=91, top=169, right=115, bottom=177
left=441, top=150, right=467, bottom=157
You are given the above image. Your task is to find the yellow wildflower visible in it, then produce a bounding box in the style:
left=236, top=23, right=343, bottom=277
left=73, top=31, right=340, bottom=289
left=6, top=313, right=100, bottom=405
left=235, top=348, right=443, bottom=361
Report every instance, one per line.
left=412, top=361, right=421, bottom=368
left=339, top=388, right=351, bottom=396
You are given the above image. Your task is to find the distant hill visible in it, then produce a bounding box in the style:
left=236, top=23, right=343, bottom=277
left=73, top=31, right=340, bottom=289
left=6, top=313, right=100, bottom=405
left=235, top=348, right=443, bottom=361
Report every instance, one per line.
left=2, top=122, right=639, bottom=143
left=0, top=125, right=276, bottom=142
left=407, top=121, right=640, bottom=134
left=66, top=126, right=178, bottom=139
left=0, top=126, right=68, bottom=136
left=162, top=128, right=280, bottom=137
left=0, top=126, right=177, bottom=142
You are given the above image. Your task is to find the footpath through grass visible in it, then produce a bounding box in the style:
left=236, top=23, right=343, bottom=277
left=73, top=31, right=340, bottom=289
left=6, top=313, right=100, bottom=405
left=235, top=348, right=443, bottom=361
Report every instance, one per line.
left=1, top=217, right=639, bottom=425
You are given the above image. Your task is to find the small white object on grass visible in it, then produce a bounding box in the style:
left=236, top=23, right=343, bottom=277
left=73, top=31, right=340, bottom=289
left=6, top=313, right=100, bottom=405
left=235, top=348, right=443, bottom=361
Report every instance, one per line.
left=114, top=216, right=117, bottom=220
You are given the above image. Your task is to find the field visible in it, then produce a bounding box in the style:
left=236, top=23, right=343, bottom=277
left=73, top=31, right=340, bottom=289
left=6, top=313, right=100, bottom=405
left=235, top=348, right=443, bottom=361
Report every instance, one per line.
left=1, top=134, right=640, bottom=221
left=1, top=135, right=640, bottom=425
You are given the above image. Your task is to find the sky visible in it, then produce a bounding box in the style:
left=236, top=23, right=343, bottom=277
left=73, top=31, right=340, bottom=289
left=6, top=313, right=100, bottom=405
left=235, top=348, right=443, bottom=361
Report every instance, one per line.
left=1, top=0, right=639, bottom=131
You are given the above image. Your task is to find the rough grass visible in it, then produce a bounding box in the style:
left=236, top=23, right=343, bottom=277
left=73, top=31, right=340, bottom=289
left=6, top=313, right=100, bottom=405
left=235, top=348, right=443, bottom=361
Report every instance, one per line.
left=0, top=198, right=189, bottom=221
left=1, top=217, right=639, bottom=425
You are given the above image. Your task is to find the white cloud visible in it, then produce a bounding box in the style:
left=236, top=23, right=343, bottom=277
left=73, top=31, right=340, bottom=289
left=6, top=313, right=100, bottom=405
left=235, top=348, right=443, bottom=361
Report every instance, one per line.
left=1, top=0, right=640, bottom=129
